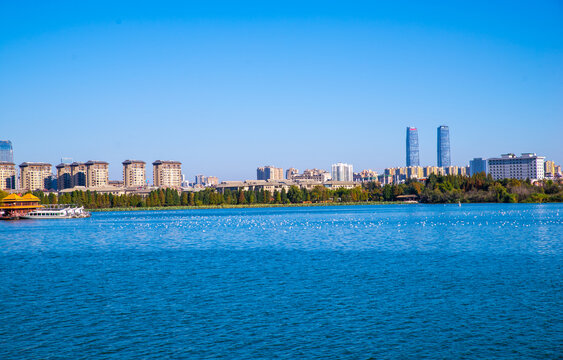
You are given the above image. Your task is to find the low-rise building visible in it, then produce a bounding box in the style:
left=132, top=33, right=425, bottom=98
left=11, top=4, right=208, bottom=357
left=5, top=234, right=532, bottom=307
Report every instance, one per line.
left=324, top=181, right=358, bottom=190
left=292, top=169, right=331, bottom=182
left=354, top=169, right=378, bottom=182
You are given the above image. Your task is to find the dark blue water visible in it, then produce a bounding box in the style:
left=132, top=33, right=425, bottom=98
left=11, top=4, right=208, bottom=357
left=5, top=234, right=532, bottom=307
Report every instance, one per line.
left=1, top=204, right=562, bottom=359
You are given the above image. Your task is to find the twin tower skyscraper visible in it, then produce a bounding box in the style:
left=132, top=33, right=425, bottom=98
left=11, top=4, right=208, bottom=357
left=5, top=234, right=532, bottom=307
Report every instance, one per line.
left=406, top=126, right=451, bottom=167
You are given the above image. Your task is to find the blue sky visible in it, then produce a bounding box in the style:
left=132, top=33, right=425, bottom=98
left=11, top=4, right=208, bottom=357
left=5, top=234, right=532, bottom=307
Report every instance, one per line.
left=1, top=1, right=562, bottom=181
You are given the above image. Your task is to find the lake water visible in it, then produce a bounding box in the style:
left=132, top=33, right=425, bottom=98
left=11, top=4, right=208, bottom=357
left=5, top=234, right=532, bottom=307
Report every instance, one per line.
left=1, top=204, right=562, bottom=359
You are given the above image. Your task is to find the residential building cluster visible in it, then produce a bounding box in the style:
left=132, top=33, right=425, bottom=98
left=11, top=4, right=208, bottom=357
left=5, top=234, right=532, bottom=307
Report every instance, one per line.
left=1, top=132, right=561, bottom=196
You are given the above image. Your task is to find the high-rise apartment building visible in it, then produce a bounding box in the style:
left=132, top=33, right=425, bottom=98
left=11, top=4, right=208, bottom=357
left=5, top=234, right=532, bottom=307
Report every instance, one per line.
left=19, top=162, right=52, bottom=191
left=469, top=158, right=487, bottom=176
left=0, top=141, right=14, bottom=163
left=85, top=161, right=109, bottom=188
left=406, top=127, right=420, bottom=167
left=444, top=166, right=459, bottom=176
left=194, top=174, right=205, bottom=185
left=257, top=166, right=284, bottom=180
left=423, top=166, right=444, bottom=177
left=488, top=153, right=545, bottom=181
left=122, top=160, right=146, bottom=187
left=205, top=176, right=219, bottom=186
left=544, top=161, right=555, bottom=176
left=56, top=163, right=73, bottom=190
left=70, top=162, right=87, bottom=187
left=286, top=168, right=299, bottom=180
left=153, top=160, right=182, bottom=188
left=407, top=166, right=424, bottom=179
left=437, top=125, right=451, bottom=167
left=331, top=163, right=353, bottom=182
left=0, top=162, right=16, bottom=190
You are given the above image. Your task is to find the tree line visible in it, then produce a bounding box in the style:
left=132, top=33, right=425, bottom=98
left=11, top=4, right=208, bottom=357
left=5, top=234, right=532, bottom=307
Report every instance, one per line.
left=1, top=173, right=562, bottom=209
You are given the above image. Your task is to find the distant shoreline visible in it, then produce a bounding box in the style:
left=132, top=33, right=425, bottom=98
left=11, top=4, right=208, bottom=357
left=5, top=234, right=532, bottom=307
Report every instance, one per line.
left=87, top=201, right=561, bottom=212
left=89, top=201, right=411, bottom=212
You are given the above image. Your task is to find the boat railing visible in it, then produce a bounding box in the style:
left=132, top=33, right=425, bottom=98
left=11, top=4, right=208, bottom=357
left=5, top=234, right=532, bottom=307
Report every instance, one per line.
left=42, top=204, right=80, bottom=209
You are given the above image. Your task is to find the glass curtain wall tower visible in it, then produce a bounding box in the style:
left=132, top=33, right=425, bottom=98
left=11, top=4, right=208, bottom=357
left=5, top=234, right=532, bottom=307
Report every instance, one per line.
left=437, top=126, right=451, bottom=167
left=0, top=140, right=13, bottom=163
left=406, top=127, right=419, bottom=167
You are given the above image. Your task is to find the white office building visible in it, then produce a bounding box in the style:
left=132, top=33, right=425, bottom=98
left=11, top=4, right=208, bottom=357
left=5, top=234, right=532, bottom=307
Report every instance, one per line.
left=487, top=153, right=545, bottom=181
left=331, top=163, right=353, bottom=182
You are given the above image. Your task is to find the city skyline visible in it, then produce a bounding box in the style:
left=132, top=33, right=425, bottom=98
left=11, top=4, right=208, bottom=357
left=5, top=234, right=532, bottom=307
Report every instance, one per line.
left=2, top=138, right=562, bottom=184
left=1, top=2, right=562, bottom=180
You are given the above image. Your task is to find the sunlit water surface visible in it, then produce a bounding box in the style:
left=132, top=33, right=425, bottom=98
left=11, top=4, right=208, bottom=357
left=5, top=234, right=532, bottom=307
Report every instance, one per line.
left=1, top=204, right=562, bottom=359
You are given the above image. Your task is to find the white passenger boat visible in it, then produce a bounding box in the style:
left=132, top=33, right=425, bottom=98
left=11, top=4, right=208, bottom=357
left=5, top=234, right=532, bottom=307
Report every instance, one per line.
left=21, top=205, right=91, bottom=219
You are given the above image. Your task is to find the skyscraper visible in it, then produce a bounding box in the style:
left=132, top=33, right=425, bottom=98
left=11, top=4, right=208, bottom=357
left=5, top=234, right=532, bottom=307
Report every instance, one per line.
left=406, top=127, right=419, bottom=167
left=437, top=125, right=451, bottom=167
left=0, top=140, right=14, bottom=163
